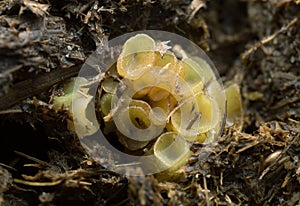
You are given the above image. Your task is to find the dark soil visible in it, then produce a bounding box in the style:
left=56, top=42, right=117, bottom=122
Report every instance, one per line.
left=0, top=0, right=299, bottom=205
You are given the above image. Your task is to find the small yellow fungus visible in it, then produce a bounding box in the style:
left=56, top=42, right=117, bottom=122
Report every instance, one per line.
left=53, top=77, right=99, bottom=138
left=225, top=83, right=244, bottom=130
left=154, top=132, right=191, bottom=169
left=56, top=32, right=243, bottom=178
left=117, top=34, right=155, bottom=79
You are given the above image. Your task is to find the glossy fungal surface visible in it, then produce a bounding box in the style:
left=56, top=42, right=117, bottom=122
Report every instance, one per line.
left=101, top=33, right=225, bottom=174
left=52, top=31, right=242, bottom=177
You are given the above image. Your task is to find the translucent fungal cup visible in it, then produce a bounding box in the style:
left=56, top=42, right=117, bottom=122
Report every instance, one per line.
left=72, top=30, right=226, bottom=177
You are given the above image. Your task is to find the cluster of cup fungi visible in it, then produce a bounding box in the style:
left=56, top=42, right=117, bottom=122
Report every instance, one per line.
left=53, top=33, right=243, bottom=177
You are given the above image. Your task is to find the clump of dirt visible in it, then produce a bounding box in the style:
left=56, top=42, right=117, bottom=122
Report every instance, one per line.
left=0, top=0, right=299, bottom=205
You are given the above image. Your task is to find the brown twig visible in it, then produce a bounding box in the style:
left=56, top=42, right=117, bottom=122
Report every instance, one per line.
left=241, top=17, right=298, bottom=61
left=0, top=66, right=81, bottom=110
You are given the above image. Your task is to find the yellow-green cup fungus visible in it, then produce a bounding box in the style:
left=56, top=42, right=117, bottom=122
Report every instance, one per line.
left=52, top=77, right=99, bottom=138
left=117, top=34, right=156, bottom=79
left=52, top=31, right=243, bottom=178
left=108, top=33, right=226, bottom=176
left=224, top=83, right=244, bottom=131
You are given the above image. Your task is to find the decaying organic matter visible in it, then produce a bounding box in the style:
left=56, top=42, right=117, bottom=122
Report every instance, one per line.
left=0, top=0, right=299, bottom=205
